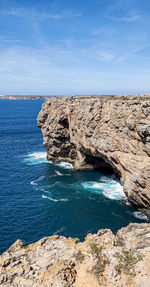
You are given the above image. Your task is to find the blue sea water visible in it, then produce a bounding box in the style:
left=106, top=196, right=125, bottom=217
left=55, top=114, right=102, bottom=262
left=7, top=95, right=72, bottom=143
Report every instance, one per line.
left=0, top=100, right=148, bottom=254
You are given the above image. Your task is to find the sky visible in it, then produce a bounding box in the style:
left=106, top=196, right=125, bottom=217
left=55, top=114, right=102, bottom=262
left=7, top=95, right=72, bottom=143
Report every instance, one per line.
left=0, top=0, right=150, bottom=95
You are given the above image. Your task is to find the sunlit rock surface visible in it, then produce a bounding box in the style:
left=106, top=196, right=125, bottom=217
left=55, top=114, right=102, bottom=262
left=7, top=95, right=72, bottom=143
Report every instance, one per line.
left=38, top=95, right=150, bottom=214
left=1, top=223, right=150, bottom=286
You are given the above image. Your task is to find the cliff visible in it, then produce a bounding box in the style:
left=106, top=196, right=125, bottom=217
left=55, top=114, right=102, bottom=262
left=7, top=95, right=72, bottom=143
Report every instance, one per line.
left=0, top=223, right=150, bottom=286
left=37, top=95, right=150, bottom=216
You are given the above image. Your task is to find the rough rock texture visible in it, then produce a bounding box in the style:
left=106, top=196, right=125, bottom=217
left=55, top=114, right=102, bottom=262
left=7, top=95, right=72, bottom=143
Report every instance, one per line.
left=37, top=95, right=150, bottom=215
left=1, top=223, right=150, bottom=286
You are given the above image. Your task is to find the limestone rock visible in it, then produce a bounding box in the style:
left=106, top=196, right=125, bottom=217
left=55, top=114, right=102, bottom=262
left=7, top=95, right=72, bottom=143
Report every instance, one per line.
left=1, top=223, right=150, bottom=286
left=37, top=95, right=150, bottom=214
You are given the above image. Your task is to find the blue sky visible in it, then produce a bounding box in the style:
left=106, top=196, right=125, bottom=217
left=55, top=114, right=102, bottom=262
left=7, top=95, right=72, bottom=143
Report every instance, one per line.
left=0, top=0, right=150, bottom=95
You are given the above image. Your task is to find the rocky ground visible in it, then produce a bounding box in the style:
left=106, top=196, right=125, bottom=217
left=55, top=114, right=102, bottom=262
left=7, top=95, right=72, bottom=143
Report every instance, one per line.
left=37, top=95, right=150, bottom=216
left=0, top=223, right=150, bottom=286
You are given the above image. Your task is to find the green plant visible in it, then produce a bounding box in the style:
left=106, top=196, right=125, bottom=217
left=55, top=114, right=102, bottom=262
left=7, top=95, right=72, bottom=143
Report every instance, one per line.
left=89, top=241, right=110, bottom=278
left=90, top=241, right=97, bottom=252
left=114, top=263, right=123, bottom=274
left=74, top=237, right=80, bottom=244
left=114, top=250, right=143, bottom=275
left=122, top=250, right=142, bottom=266
left=90, top=241, right=103, bottom=256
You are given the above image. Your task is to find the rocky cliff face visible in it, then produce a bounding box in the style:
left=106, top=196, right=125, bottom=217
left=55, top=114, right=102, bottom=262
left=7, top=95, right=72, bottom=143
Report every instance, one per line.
left=1, top=223, right=150, bottom=286
left=37, top=95, right=150, bottom=215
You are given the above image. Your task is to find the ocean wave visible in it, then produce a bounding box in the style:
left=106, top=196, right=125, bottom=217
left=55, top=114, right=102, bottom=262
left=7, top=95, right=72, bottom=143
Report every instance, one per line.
left=82, top=182, right=103, bottom=190
left=30, top=181, right=38, bottom=186
left=24, top=151, right=50, bottom=165
left=82, top=178, right=126, bottom=201
left=55, top=170, right=71, bottom=176
left=30, top=175, right=45, bottom=185
left=55, top=170, right=64, bottom=176
left=133, top=211, right=148, bottom=220
left=56, top=162, right=73, bottom=169
left=42, top=194, right=68, bottom=202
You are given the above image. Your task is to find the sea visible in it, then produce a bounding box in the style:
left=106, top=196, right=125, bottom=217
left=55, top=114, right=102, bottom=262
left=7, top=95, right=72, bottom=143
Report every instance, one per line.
left=0, top=99, right=148, bottom=254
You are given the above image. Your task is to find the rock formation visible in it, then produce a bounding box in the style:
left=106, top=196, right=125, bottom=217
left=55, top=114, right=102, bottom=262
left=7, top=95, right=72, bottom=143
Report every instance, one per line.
left=37, top=95, right=150, bottom=216
left=1, top=223, right=150, bottom=286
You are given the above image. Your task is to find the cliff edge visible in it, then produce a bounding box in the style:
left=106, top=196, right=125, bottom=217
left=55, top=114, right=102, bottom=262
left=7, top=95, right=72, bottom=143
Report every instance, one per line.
left=1, top=223, right=150, bottom=286
left=37, top=95, right=150, bottom=215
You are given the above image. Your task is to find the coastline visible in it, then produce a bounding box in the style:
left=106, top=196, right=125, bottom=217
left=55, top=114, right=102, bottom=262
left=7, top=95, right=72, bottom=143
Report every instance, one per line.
left=0, top=93, right=150, bottom=100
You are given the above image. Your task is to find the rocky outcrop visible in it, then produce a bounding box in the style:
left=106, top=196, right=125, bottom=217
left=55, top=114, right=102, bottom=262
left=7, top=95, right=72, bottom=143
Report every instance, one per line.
left=37, top=95, right=150, bottom=215
left=1, top=223, right=150, bottom=286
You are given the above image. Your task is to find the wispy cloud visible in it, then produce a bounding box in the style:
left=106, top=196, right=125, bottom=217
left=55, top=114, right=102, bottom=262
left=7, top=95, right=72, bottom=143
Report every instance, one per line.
left=106, top=11, right=142, bottom=22
left=0, top=42, right=150, bottom=95
left=0, top=0, right=150, bottom=95
left=0, top=7, right=82, bottom=20
left=102, top=0, right=143, bottom=22
left=91, top=26, right=116, bottom=36
left=0, top=36, right=23, bottom=43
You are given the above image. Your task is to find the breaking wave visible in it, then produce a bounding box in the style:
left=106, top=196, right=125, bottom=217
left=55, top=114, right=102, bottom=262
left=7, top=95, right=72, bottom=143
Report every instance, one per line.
left=42, top=194, right=68, bottom=202
left=133, top=211, right=148, bottom=220
left=56, top=162, right=73, bottom=169
left=24, top=151, right=49, bottom=165
left=24, top=152, right=73, bottom=170
left=82, top=177, right=126, bottom=201
left=30, top=175, right=44, bottom=185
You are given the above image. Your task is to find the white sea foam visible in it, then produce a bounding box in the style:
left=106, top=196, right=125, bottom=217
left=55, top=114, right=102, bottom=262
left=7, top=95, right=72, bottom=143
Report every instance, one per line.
left=102, top=181, right=126, bottom=200
left=30, top=181, right=38, bottom=186
left=42, top=194, right=58, bottom=201
left=24, top=152, right=50, bottom=165
left=82, top=178, right=126, bottom=201
left=42, top=194, right=68, bottom=202
left=54, top=170, right=71, bottom=176
left=55, top=170, right=63, bottom=176
left=133, top=211, right=148, bottom=220
left=56, top=162, right=73, bottom=169
left=30, top=175, right=44, bottom=186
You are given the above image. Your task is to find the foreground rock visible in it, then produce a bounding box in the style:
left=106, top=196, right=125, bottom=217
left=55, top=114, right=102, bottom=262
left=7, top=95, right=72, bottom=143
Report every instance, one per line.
left=1, top=223, right=150, bottom=286
left=37, top=95, right=150, bottom=215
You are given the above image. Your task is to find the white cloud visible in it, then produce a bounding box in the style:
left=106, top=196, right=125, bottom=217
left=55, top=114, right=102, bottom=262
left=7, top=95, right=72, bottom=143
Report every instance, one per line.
left=0, top=43, right=150, bottom=95
left=102, top=0, right=143, bottom=22
left=0, top=7, right=82, bottom=20
left=106, top=12, right=142, bottom=22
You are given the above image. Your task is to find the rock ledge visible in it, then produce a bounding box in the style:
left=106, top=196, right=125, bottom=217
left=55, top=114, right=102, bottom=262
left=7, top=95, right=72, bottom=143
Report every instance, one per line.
left=1, top=223, right=150, bottom=286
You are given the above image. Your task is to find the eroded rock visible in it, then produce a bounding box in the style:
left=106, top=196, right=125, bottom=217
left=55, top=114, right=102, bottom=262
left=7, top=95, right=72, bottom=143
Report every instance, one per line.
left=1, top=223, right=150, bottom=286
left=37, top=95, right=150, bottom=214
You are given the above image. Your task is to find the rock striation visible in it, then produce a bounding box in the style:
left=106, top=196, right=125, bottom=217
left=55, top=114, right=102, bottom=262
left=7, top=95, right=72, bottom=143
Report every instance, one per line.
left=1, top=223, right=150, bottom=286
left=37, top=95, right=150, bottom=215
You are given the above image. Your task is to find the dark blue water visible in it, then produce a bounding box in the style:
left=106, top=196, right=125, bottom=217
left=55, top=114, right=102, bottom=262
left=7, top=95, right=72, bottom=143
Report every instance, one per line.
left=0, top=100, right=147, bottom=254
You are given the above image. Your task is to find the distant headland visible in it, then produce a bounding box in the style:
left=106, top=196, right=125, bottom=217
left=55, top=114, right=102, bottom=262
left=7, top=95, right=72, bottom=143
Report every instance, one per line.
left=0, top=95, right=52, bottom=100
left=0, top=94, right=150, bottom=100
left=0, top=94, right=116, bottom=100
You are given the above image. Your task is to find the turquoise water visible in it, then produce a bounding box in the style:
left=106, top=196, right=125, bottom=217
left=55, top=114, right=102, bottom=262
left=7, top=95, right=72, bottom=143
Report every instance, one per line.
left=0, top=100, right=148, bottom=254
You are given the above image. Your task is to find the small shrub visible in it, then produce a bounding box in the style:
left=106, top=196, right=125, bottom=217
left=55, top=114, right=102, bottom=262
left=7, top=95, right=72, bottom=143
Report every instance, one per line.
left=114, top=249, right=143, bottom=275
left=74, top=237, right=80, bottom=244
left=137, top=255, right=143, bottom=261
left=90, top=241, right=103, bottom=256
left=115, top=263, right=123, bottom=274
left=92, top=262, right=105, bottom=276
left=89, top=241, right=110, bottom=278
left=123, top=250, right=139, bottom=265
left=90, top=241, right=97, bottom=252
